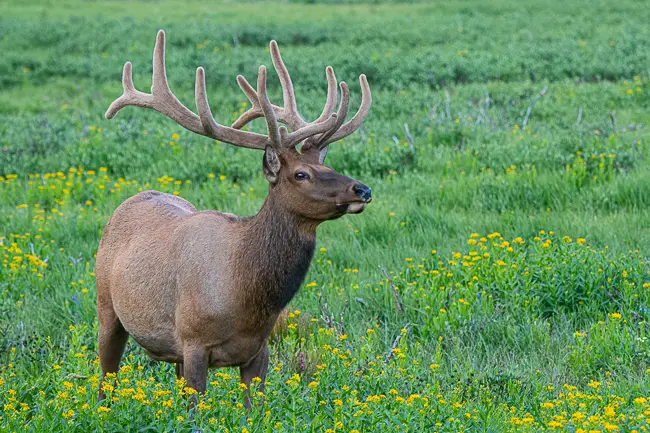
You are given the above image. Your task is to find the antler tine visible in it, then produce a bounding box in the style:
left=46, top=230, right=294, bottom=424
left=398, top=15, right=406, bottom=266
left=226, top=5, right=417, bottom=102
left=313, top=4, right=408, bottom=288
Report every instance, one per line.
left=323, top=74, right=372, bottom=145
left=105, top=61, right=138, bottom=119
left=256, top=66, right=281, bottom=149
left=231, top=75, right=264, bottom=129
left=195, top=67, right=217, bottom=133
left=269, top=40, right=303, bottom=125
left=314, top=66, right=338, bottom=123
left=316, top=81, right=350, bottom=148
left=151, top=30, right=170, bottom=96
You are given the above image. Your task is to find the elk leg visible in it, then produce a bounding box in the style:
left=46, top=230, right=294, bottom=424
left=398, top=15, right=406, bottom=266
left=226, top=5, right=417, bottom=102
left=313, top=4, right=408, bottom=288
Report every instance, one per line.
left=175, top=362, right=184, bottom=379
left=182, top=347, right=208, bottom=394
left=239, top=344, right=270, bottom=409
left=97, top=309, right=129, bottom=401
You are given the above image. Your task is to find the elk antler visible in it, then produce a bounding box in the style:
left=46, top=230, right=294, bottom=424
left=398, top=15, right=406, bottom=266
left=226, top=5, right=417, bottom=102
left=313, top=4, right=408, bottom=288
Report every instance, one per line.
left=232, top=40, right=372, bottom=151
left=105, top=30, right=339, bottom=151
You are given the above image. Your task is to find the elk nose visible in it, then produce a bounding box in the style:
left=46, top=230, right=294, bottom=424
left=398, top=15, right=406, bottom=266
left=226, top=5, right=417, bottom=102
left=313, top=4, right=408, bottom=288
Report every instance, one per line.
left=353, top=183, right=372, bottom=203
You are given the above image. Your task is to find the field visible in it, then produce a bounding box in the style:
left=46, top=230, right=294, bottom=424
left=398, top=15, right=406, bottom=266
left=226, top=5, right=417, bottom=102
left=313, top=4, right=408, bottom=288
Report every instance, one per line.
left=1, top=0, right=650, bottom=431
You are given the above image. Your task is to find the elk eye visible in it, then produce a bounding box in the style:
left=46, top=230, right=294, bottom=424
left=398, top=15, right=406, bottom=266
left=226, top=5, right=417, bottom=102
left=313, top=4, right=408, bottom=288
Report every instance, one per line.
left=294, top=171, right=310, bottom=181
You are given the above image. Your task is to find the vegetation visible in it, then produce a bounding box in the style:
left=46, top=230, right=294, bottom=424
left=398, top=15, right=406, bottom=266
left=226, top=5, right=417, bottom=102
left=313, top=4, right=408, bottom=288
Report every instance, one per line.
left=1, top=0, right=649, bottom=431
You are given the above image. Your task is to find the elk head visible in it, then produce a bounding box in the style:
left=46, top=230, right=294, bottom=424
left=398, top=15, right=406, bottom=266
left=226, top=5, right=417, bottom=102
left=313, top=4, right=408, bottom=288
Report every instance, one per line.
left=105, top=31, right=372, bottom=222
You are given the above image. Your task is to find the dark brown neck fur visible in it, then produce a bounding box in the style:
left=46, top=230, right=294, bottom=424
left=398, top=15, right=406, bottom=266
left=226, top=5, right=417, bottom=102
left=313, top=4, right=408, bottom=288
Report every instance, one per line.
left=235, top=191, right=318, bottom=316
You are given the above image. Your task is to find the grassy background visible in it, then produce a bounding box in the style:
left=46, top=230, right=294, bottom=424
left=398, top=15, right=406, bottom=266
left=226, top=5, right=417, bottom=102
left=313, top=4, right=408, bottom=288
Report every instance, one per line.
left=1, top=0, right=650, bottom=431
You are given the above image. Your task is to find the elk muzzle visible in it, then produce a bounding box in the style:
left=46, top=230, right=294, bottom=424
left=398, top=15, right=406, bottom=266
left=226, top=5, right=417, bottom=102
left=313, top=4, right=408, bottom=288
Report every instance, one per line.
left=335, top=182, right=372, bottom=214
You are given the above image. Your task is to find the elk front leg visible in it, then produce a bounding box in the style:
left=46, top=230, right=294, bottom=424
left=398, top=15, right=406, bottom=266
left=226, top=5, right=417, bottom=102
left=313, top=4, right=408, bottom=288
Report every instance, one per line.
left=240, top=344, right=270, bottom=409
left=182, top=347, right=208, bottom=395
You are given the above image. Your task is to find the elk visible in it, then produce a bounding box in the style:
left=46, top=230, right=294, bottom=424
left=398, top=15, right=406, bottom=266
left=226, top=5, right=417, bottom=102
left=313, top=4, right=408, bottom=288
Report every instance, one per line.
left=96, top=30, right=372, bottom=402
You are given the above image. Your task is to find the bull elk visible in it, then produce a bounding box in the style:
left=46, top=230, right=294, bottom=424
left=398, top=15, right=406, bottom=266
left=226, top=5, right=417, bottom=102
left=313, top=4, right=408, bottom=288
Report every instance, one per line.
left=96, top=30, right=372, bottom=402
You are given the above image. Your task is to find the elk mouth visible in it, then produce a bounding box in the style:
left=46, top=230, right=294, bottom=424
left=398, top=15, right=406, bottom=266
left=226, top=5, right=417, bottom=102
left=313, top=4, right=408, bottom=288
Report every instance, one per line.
left=336, top=200, right=370, bottom=214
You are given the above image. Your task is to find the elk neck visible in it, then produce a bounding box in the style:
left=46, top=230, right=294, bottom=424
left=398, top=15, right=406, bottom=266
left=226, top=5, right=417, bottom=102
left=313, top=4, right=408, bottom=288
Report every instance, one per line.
left=235, top=189, right=318, bottom=314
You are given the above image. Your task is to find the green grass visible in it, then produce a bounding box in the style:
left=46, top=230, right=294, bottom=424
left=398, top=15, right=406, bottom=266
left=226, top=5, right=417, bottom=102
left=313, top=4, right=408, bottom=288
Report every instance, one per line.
left=1, top=0, right=650, bottom=431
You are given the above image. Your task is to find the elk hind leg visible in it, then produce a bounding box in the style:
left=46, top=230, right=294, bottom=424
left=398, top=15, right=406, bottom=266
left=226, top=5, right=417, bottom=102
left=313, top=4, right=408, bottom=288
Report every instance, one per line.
left=97, top=303, right=129, bottom=401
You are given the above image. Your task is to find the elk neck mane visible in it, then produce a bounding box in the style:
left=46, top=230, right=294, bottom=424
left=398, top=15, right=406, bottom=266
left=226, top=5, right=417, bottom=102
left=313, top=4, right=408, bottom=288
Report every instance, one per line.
left=233, top=189, right=317, bottom=315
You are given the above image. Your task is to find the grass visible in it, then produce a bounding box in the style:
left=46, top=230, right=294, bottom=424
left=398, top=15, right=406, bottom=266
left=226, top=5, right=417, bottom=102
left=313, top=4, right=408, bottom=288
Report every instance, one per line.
left=1, top=0, right=650, bottom=431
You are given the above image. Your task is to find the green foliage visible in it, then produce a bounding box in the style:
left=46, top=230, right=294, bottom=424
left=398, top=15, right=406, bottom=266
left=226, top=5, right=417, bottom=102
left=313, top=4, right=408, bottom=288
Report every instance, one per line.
left=1, top=0, right=650, bottom=431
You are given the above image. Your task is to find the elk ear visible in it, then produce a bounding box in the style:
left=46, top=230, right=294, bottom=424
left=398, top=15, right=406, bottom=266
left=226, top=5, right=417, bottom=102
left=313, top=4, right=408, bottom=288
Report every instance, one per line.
left=318, top=146, right=329, bottom=164
left=263, top=146, right=282, bottom=183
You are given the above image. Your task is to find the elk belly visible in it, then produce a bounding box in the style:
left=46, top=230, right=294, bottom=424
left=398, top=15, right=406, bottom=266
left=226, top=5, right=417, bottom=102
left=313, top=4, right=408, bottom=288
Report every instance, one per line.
left=206, top=333, right=268, bottom=368
left=110, top=248, right=184, bottom=363
left=116, top=310, right=184, bottom=363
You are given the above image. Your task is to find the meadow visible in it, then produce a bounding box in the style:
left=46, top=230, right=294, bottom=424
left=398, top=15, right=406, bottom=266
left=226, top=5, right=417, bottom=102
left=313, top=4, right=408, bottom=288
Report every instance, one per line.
left=1, top=0, right=650, bottom=431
